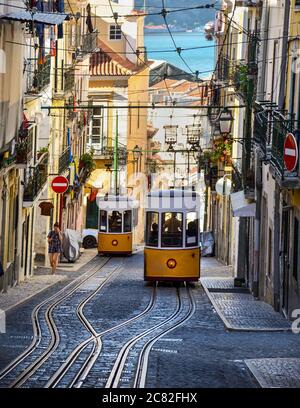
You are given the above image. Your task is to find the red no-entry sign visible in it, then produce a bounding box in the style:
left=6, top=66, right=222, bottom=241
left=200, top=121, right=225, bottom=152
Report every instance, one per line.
left=284, top=133, right=298, bottom=172
left=51, top=176, right=69, bottom=194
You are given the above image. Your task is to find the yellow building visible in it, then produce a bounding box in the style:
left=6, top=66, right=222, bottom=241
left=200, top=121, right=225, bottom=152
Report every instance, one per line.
left=86, top=1, right=149, bottom=244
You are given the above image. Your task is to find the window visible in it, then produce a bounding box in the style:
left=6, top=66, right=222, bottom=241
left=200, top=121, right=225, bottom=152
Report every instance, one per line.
left=91, top=106, right=103, bottom=145
left=186, top=212, right=199, bottom=247
left=124, top=211, right=132, bottom=233
left=146, top=212, right=159, bottom=247
left=109, top=25, right=122, bottom=40
left=99, top=210, right=107, bottom=232
left=293, top=217, right=299, bottom=282
left=108, top=211, right=122, bottom=233
left=161, top=212, right=183, bottom=247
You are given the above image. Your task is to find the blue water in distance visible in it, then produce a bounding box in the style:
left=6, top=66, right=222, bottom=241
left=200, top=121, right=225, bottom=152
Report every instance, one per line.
left=144, top=32, right=215, bottom=79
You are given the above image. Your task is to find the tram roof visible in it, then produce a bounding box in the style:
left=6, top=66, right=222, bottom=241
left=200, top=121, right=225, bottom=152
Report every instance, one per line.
left=146, top=189, right=201, bottom=211
left=96, top=194, right=139, bottom=210
left=147, top=189, right=200, bottom=198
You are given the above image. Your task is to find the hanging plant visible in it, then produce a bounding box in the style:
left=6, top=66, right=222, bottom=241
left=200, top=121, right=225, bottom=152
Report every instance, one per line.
left=15, top=140, right=29, bottom=163
left=79, top=151, right=96, bottom=183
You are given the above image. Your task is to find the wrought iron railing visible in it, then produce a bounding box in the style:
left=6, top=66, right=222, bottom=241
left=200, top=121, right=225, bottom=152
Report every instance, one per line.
left=59, top=146, right=71, bottom=174
left=15, top=125, right=35, bottom=164
left=81, top=31, right=98, bottom=56
left=270, top=111, right=293, bottom=178
left=216, top=55, right=230, bottom=82
left=26, top=56, right=51, bottom=94
left=23, top=154, right=49, bottom=202
left=90, top=145, right=128, bottom=166
left=64, top=67, right=75, bottom=92
left=253, top=104, right=271, bottom=160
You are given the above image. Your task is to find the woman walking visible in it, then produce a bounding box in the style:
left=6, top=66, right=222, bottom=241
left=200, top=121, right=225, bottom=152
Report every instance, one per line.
left=48, top=222, right=63, bottom=275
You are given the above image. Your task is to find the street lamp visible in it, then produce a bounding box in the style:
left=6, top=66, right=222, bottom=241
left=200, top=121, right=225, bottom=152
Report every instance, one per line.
left=213, top=123, right=222, bottom=140
left=164, top=125, right=178, bottom=151
left=133, top=144, right=142, bottom=161
left=217, top=108, right=233, bottom=135
left=186, top=125, right=201, bottom=150
left=132, top=144, right=142, bottom=173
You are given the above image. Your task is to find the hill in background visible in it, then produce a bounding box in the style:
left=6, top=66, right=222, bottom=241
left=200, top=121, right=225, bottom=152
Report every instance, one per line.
left=134, top=0, right=216, bottom=28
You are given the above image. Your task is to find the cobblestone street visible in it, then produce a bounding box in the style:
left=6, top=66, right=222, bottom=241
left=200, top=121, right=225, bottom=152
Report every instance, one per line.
left=0, top=253, right=299, bottom=388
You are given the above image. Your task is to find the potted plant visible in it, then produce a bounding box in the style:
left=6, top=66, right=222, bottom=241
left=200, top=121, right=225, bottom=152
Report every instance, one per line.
left=15, top=140, right=28, bottom=164
left=37, top=146, right=49, bottom=159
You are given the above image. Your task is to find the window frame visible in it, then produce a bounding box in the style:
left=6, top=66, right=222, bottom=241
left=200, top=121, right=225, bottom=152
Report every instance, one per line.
left=108, top=210, right=123, bottom=233
left=145, top=211, right=159, bottom=247
left=185, top=212, right=199, bottom=248
left=109, top=24, right=122, bottom=41
left=161, top=212, right=183, bottom=248
left=123, top=210, right=132, bottom=233
left=99, top=210, right=107, bottom=232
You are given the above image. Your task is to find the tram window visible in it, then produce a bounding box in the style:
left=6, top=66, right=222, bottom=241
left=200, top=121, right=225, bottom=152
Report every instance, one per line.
left=161, top=212, right=183, bottom=247
left=124, top=210, right=132, bottom=232
left=146, top=212, right=159, bottom=247
left=186, top=212, right=199, bottom=247
left=100, top=210, right=107, bottom=232
left=108, top=211, right=122, bottom=233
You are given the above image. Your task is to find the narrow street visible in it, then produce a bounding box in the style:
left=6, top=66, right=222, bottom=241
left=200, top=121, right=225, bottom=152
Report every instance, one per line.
left=0, top=252, right=298, bottom=389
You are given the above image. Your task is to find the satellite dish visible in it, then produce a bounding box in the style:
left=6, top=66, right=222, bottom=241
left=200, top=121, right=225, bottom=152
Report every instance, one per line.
left=215, top=176, right=232, bottom=197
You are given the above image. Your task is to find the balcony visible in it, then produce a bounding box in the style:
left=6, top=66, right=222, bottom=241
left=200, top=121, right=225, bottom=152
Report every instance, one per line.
left=270, top=111, right=300, bottom=188
left=216, top=55, right=230, bottom=82
left=26, top=56, right=51, bottom=94
left=23, top=153, right=49, bottom=205
left=253, top=103, right=271, bottom=161
left=89, top=145, right=127, bottom=166
left=59, top=146, right=71, bottom=174
left=81, top=31, right=98, bottom=56
left=64, top=67, right=75, bottom=92
left=15, top=125, right=35, bottom=166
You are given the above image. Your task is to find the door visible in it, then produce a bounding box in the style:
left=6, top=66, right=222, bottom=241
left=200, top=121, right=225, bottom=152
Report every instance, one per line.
left=281, top=207, right=291, bottom=315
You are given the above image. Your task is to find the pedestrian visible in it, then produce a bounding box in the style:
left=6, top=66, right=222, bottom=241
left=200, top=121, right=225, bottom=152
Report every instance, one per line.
left=47, top=222, right=63, bottom=275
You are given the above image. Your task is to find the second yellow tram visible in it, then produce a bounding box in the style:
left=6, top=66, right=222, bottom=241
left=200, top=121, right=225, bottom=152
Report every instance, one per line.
left=97, top=195, right=138, bottom=255
left=144, top=190, right=201, bottom=281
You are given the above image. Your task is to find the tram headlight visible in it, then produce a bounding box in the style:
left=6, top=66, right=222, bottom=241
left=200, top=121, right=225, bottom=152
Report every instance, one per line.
left=112, top=239, right=118, bottom=246
left=166, top=258, right=177, bottom=269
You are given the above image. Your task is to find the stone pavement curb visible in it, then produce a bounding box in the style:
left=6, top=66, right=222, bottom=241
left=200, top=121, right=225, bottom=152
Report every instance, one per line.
left=0, top=249, right=99, bottom=313
left=200, top=278, right=292, bottom=332
left=0, top=274, right=67, bottom=313
left=245, top=358, right=300, bottom=388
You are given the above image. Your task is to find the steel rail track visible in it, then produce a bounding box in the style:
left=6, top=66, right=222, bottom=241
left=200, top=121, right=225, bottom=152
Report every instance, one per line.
left=0, top=257, right=114, bottom=388
left=134, top=285, right=196, bottom=388
left=105, top=286, right=184, bottom=389
left=46, top=283, right=157, bottom=388
left=0, top=257, right=103, bottom=385
left=10, top=257, right=121, bottom=388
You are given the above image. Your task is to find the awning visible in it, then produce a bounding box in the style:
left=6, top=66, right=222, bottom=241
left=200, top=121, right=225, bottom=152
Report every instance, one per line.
left=0, top=11, right=68, bottom=26
left=230, top=190, right=256, bottom=217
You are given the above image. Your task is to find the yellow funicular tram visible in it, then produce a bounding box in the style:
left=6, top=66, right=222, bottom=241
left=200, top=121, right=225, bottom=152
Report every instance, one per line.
left=97, top=195, right=138, bottom=255
left=144, top=189, right=201, bottom=282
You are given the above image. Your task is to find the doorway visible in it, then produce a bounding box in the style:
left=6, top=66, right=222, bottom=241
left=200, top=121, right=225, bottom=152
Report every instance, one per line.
left=281, top=207, right=291, bottom=316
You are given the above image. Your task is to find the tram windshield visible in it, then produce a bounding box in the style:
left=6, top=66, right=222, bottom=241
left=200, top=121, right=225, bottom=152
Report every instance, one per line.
left=186, top=212, right=199, bottom=247
left=146, top=212, right=159, bottom=247
left=108, top=211, right=122, bottom=233
left=124, top=210, right=132, bottom=233
left=161, top=212, right=183, bottom=247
